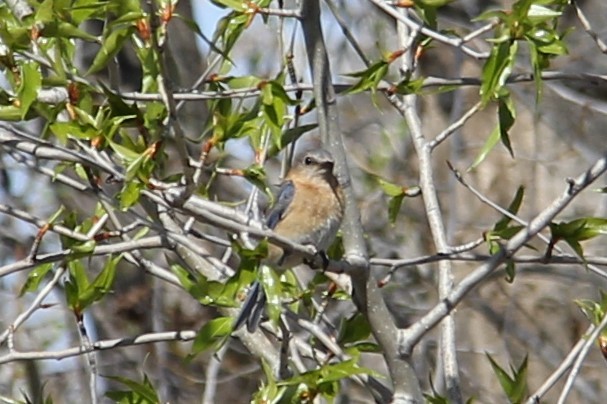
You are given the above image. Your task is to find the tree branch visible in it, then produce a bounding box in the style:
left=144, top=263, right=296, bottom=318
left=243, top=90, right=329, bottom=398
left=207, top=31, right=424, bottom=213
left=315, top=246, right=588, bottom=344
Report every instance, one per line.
left=399, top=153, right=607, bottom=353
left=300, top=1, right=423, bottom=402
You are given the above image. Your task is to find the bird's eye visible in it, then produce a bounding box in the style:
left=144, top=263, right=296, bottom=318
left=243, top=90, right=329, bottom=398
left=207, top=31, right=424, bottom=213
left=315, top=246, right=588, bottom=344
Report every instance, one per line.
left=304, top=156, right=313, bottom=165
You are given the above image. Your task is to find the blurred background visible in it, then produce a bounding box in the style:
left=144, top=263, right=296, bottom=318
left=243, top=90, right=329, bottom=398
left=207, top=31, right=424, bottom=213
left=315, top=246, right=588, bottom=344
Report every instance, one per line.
left=1, top=0, right=607, bottom=402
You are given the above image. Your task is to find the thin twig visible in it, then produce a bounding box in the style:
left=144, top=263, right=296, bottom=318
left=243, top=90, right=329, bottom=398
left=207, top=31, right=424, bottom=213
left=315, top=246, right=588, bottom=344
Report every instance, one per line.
left=146, top=0, right=195, bottom=202
left=300, top=2, right=422, bottom=401
left=0, top=330, right=198, bottom=364
left=0, top=266, right=66, bottom=345
left=447, top=162, right=607, bottom=280
left=556, top=313, right=607, bottom=404
left=395, top=8, right=462, bottom=401
left=368, top=0, right=489, bottom=59
left=399, top=153, right=607, bottom=354
left=117, top=71, right=607, bottom=102
left=572, top=0, right=607, bottom=54
left=429, top=101, right=483, bottom=151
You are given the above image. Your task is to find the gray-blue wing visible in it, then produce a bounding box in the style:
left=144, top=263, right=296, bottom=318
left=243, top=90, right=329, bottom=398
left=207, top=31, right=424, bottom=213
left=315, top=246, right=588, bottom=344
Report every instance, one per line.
left=266, top=180, right=295, bottom=230
left=233, top=181, right=294, bottom=333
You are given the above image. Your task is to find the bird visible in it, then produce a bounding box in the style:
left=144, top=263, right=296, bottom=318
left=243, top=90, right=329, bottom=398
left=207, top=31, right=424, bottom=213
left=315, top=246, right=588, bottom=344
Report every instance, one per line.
left=234, top=148, right=345, bottom=332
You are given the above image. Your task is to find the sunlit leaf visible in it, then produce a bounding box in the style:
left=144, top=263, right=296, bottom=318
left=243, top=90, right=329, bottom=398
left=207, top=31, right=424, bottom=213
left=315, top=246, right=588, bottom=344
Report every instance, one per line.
left=338, top=313, right=372, bottom=345
left=119, top=181, right=142, bottom=210
left=86, top=26, right=134, bottom=75
left=344, top=60, right=389, bottom=95
left=189, top=317, right=232, bottom=358
left=480, top=41, right=518, bottom=105
left=18, top=62, right=42, bottom=119
left=105, top=373, right=159, bottom=403
left=470, top=94, right=516, bottom=169
left=486, top=353, right=528, bottom=404
left=19, top=263, right=54, bottom=296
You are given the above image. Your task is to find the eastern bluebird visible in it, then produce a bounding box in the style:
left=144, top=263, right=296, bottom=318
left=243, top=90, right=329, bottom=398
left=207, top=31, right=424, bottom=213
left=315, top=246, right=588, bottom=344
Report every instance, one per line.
left=234, top=148, right=345, bottom=332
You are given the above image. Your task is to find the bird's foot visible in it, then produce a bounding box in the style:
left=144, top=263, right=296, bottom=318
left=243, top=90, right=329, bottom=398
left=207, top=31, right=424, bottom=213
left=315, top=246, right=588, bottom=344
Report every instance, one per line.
left=303, top=248, right=330, bottom=271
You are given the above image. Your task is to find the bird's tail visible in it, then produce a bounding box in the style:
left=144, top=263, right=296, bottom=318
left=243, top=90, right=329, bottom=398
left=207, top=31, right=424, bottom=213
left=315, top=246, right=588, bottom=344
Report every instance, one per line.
left=233, top=281, right=267, bottom=332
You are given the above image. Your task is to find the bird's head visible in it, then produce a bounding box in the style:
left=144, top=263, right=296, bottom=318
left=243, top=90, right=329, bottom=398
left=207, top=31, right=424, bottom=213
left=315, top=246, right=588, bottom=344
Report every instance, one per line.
left=298, top=148, right=336, bottom=178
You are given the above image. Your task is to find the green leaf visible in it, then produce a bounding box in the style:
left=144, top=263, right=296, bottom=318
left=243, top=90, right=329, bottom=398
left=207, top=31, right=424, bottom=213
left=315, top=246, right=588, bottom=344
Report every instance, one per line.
left=480, top=41, right=518, bottom=105
left=388, top=194, right=405, bottom=224
left=575, top=290, right=607, bottom=326
left=393, top=76, right=426, bottom=95
left=549, top=217, right=607, bottom=259
left=107, top=0, right=143, bottom=18
left=189, top=317, right=232, bottom=358
left=66, top=260, right=88, bottom=312
left=378, top=178, right=406, bottom=197
left=210, top=0, right=247, bottom=11
left=69, top=0, right=110, bottom=25
left=345, top=60, right=389, bottom=95
left=124, top=152, right=147, bottom=181
left=338, top=313, right=372, bottom=345
left=469, top=124, right=500, bottom=170
left=469, top=94, right=516, bottom=169
left=87, top=26, right=134, bottom=75
left=70, top=240, right=97, bottom=254
left=18, top=62, right=42, bottom=119
left=19, top=263, right=54, bottom=296
left=416, top=0, right=452, bottom=6
left=486, top=353, right=528, bottom=404
left=255, top=360, right=286, bottom=403
left=494, top=186, right=525, bottom=232
left=492, top=225, right=525, bottom=241
left=105, top=373, right=159, bottom=404
left=497, top=95, right=515, bottom=156
left=504, top=260, right=516, bottom=283
left=227, top=75, right=262, bottom=89
left=109, top=141, right=141, bottom=162
left=78, top=255, right=120, bottom=309
left=69, top=259, right=90, bottom=291
left=119, top=181, right=142, bottom=210
left=280, top=357, right=380, bottom=390
left=550, top=218, right=607, bottom=242
left=259, top=265, right=285, bottom=325
left=50, top=122, right=97, bottom=143
left=414, top=0, right=453, bottom=27
left=242, top=163, right=268, bottom=193
left=65, top=255, right=122, bottom=313
left=268, top=124, right=318, bottom=157
left=0, top=106, right=26, bottom=121
left=214, top=11, right=249, bottom=55
left=41, top=21, right=98, bottom=41
left=527, top=4, right=562, bottom=23
left=0, top=24, right=31, bottom=50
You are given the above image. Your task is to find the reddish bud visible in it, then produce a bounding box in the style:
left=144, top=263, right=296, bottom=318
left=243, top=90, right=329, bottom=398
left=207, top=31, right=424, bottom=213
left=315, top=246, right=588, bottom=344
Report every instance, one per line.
left=395, top=0, right=415, bottom=7
left=136, top=18, right=151, bottom=42
left=387, top=49, right=406, bottom=63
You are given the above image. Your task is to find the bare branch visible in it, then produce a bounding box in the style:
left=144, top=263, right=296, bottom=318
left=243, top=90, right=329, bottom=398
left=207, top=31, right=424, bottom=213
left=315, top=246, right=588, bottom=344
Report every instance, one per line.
left=556, top=312, right=607, bottom=404
left=300, top=1, right=423, bottom=402
left=368, top=0, right=489, bottom=59
left=399, top=153, right=607, bottom=353
left=0, top=266, right=66, bottom=345
left=429, top=101, right=483, bottom=151
left=6, top=0, right=33, bottom=20
left=0, top=330, right=198, bottom=364
left=448, top=163, right=607, bottom=280
left=572, top=0, right=607, bottom=54
left=115, top=71, right=607, bottom=102
left=146, top=0, right=195, bottom=202
left=394, top=8, right=462, bottom=401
